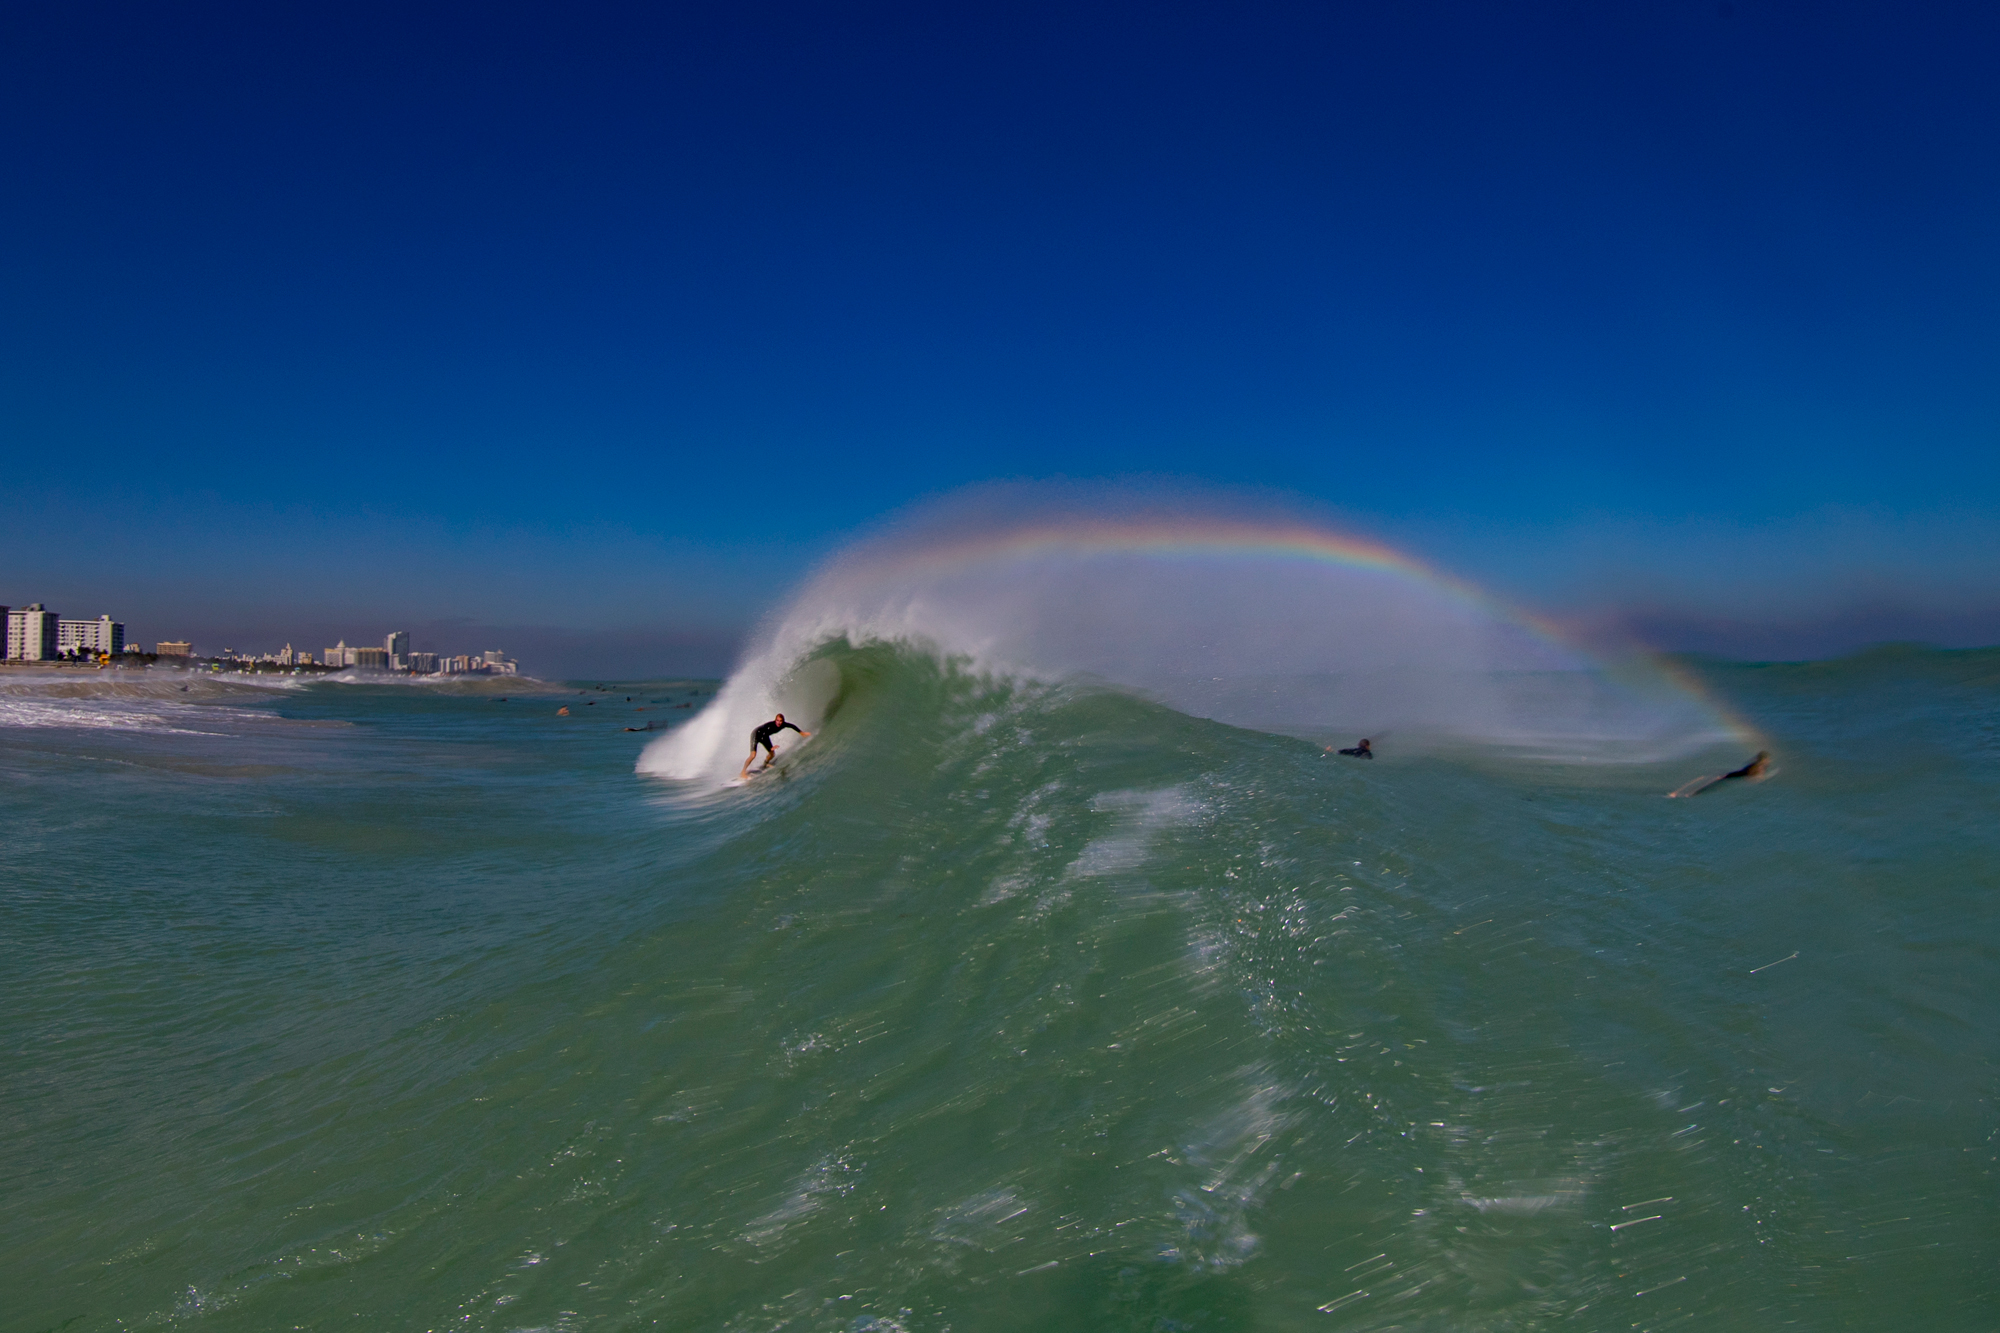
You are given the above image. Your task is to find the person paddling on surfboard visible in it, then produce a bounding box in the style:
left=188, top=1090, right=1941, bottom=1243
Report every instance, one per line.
left=1334, top=738, right=1373, bottom=758
left=741, top=713, right=810, bottom=777
left=1711, top=750, right=1769, bottom=786
left=1670, top=749, right=1773, bottom=797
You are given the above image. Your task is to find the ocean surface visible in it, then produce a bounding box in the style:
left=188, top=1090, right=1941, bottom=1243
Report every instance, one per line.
left=4, top=645, right=1997, bottom=1332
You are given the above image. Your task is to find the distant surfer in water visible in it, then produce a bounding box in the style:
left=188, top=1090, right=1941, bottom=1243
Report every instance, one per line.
left=742, top=713, right=810, bottom=777
left=1713, top=750, right=1770, bottom=785
left=1670, top=749, right=1773, bottom=797
left=1333, top=738, right=1373, bottom=758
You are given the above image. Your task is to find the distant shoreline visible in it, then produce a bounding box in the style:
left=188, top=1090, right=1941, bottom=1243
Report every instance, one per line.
left=0, top=657, right=337, bottom=672
left=0, top=659, right=175, bottom=671
left=0, top=658, right=507, bottom=678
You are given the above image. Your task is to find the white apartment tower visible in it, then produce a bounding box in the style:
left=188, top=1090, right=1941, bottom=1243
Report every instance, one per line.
left=58, top=615, right=125, bottom=656
left=6, top=604, right=60, bottom=660
left=385, top=630, right=410, bottom=670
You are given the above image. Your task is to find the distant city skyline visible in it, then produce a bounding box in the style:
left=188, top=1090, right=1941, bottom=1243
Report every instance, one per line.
left=3, top=597, right=522, bottom=675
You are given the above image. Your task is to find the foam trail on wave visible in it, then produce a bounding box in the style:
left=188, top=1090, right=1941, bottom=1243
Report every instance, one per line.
left=639, top=493, right=1746, bottom=782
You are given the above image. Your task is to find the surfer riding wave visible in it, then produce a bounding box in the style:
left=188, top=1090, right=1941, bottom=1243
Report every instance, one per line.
left=742, top=713, right=809, bottom=778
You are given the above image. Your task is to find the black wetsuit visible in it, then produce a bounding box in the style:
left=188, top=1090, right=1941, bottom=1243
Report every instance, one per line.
left=1337, top=743, right=1373, bottom=758
left=751, top=718, right=802, bottom=753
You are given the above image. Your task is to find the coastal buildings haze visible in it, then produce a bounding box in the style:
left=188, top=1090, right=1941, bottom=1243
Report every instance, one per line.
left=1, top=594, right=516, bottom=674
left=299, top=638, right=516, bottom=674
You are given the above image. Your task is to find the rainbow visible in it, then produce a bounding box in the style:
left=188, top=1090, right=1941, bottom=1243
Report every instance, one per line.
left=828, top=515, right=1761, bottom=744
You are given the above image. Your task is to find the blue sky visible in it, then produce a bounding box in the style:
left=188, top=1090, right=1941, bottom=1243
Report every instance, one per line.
left=3, top=1, right=1996, bottom=675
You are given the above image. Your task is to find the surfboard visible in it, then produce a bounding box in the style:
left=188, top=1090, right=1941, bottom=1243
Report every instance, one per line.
left=730, top=753, right=796, bottom=785
left=728, top=734, right=812, bottom=786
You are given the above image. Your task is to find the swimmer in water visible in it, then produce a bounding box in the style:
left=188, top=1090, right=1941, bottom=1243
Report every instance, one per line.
left=742, top=713, right=810, bottom=777
left=1333, top=738, right=1374, bottom=758
left=1714, top=750, right=1770, bottom=784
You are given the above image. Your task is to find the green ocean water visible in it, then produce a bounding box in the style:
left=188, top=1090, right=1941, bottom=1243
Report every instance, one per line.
left=3, top=644, right=1997, bottom=1331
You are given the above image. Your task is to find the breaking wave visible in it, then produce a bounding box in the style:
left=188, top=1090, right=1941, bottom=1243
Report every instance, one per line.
left=639, top=497, right=1743, bottom=783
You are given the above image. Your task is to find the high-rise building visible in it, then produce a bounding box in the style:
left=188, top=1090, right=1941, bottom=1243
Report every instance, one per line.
left=352, top=647, right=389, bottom=669
left=155, top=641, right=193, bottom=657
left=385, top=630, right=409, bottom=660
left=7, top=605, right=60, bottom=660
left=325, top=641, right=351, bottom=668
left=58, top=615, right=125, bottom=656
left=407, top=651, right=438, bottom=674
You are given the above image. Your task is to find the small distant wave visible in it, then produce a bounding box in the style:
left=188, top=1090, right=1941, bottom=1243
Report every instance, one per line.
left=0, top=669, right=290, bottom=733
left=0, top=665, right=567, bottom=733
left=0, top=696, right=229, bottom=736
left=0, top=667, right=293, bottom=697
